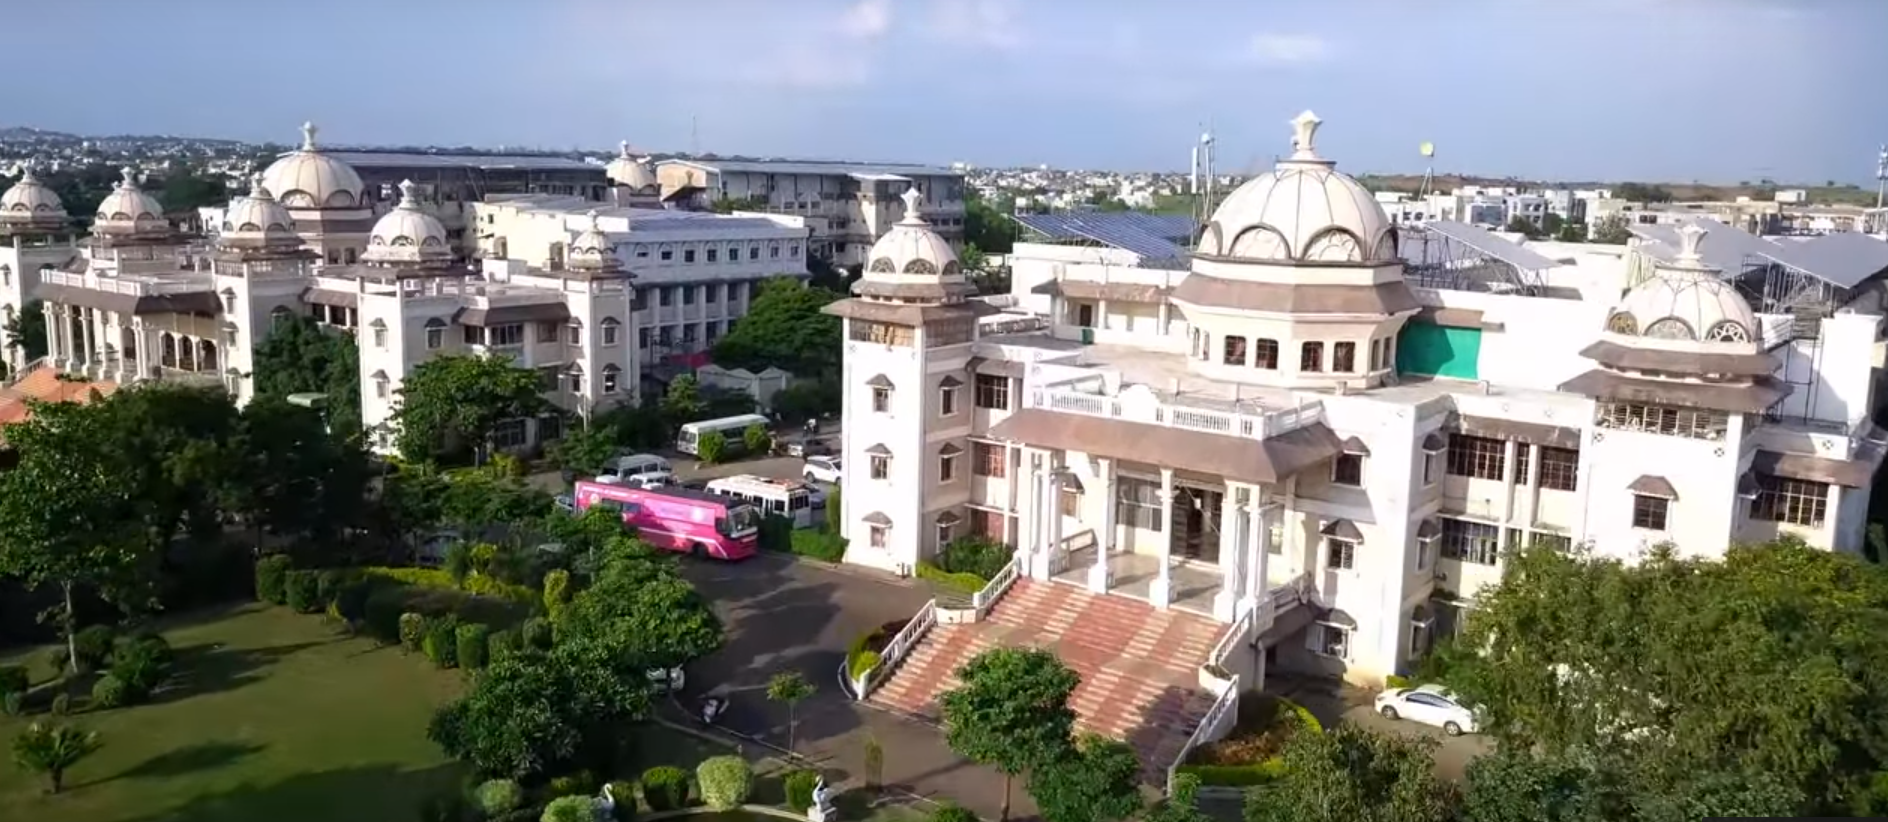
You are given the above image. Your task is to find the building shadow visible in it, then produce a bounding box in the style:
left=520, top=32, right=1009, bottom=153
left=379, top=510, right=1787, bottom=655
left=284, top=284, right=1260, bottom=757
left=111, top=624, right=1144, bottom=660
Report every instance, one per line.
left=143, top=640, right=334, bottom=706
left=70, top=761, right=462, bottom=822
left=76, top=741, right=267, bottom=789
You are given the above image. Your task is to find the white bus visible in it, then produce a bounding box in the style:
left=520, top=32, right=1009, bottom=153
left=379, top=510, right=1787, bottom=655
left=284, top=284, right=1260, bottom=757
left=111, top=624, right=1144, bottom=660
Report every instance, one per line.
left=706, top=474, right=817, bottom=527
left=676, top=413, right=772, bottom=456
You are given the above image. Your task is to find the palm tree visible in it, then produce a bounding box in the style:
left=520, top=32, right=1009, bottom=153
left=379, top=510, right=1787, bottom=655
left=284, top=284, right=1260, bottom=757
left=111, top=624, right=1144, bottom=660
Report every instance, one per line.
left=12, top=722, right=102, bottom=794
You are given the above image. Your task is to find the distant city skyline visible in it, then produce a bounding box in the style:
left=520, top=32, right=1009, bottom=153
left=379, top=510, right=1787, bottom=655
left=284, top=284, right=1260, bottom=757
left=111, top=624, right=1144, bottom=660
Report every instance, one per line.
left=9, top=0, right=1886, bottom=185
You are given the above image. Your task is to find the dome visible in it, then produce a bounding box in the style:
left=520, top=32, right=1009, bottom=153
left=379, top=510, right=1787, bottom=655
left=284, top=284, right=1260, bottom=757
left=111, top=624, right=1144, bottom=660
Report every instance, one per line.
left=362, top=180, right=451, bottom=266
left=0, top=165, right=67, bottom=227
left=1196, top=111, right=1397, bottom=265
left=605, top=141, right=658, bottom=190
left=566, top=210, right=626, bottom=274
left=260, top=122, right=366, bottom=210
left=864, top=188, right=962, bottom=277
left=1603, top=223, right=1760, bottom=349
left=92, top=167, right=168, bottom=235
left=218, top=174, right=303, bottom=251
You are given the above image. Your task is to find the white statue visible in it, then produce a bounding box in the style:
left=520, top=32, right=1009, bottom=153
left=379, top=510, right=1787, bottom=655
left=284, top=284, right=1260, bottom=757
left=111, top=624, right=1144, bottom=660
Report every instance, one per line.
left=808, top=775, right=837, bottom=822
left=595, top=783, right=616, bottom=821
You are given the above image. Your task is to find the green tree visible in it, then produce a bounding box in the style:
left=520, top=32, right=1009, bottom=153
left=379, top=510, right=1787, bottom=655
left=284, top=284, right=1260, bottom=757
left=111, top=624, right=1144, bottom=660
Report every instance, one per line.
left=98, top=383, right=246, bottom=552
left=249, top=313, right=362, bottom=437
left=1448, top=538, right=1888, bottom=812
left=1504, top=216, right=1544, bottom=239
left=392, top=354, right=550, bottom=464
left=957, top=243, right=988, bottom=274
left=1461, top=749, right=1802, bottom=822
left=1244, top=725, right=1458, bottom=822
left=742, top=423, right=770, bottom=455
left=0, top=401, right=149, bottom=672
left=1591, top=213, right=1632, bottom=245
left=1028, top=733, right=1143, bottom=822
left=766, top=670, right=816, bottom=752
left=1555, top=221, right=1589, bottom=243
left=939, top=647, right=1081, bottom=821
left=556, top=540, right=723, bottom=671
left=226, top=395, right=371, bottom=556
left=547, top=422, right=616, bottom=476
left=3, top=299, right=47, bottom=362
left=1145, top=773, right=1213, bottom=822
left=709, top=279, right=843, bottom=377
left=156, top=168, right=234, bottom=211
left=11, top=721, right=102, bottom=794
left=429, top=636, right=651, bottom=780
left=696, top=430, right=727, bottom=464
left=964, top=189, right=1018, bottom=254
left=658, top=374, right=706, bottom=427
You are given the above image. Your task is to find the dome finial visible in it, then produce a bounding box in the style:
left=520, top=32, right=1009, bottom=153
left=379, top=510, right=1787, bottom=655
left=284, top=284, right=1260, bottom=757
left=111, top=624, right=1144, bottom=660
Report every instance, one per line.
left=586, top=208, right=602, bottom=231
left=899, top=187, right=925, bottom=225
left=1289, top=111, right=1323, bottom=162
left=249, top=172, right=267, bottom=197
left=397, top=179, right=420, bottom=208
left=119, top=166, right=138, bottom=188
left=301, top=121, right=319, bottom=151
left=1674, top=221, right=1707, bottom=265
left=619, top=140, right=632, bottom=159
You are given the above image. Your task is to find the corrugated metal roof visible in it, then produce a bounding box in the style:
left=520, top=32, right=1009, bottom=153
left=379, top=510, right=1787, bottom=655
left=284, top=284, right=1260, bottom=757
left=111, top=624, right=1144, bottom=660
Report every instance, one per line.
left=657, top=158, right=959, bottom=177
left=325, top=151, right=600, bottom=172
left=1757, top=231, right=1888, bottom=289
left=1013, top=212, right=1196, bottom=261
left=1422, top=219, right=1559, bottom=271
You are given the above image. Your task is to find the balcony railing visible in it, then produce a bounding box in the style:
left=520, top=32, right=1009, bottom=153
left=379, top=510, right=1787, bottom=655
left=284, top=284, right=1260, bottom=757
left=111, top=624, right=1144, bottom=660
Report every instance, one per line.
left=1028, top=387, right=1324, bottom=441
left=41, top=270, right=211, bottom=297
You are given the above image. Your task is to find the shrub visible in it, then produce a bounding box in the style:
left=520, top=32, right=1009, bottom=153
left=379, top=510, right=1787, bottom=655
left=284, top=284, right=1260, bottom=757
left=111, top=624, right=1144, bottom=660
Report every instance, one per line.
left=486, top=629, right=521, bottom=663
left=824, top=487, right=842, bottom=534
left=72, top=625, right=116, bottom=673
left=915, top=562, right=985, bottom=596
left=456, top=623, right=491, bottom=671
left=696, top=755, right=753, bottom=810
left=542, top=570, right=571, bottom=622
left=1385, top=674, right=1413, bottom=690
left=335, top=580, right=374, bottom=625
left=419, top=790, right=472, bottom=822
left=91, top=674, right=129, bottom=709
left=108, top=640, right=172, bottom=701
left=255, top=554, right=292, bottom=604
left=784, top=770, right=819, bottom=813
left=846, top=629, right=886, bottom=683
left=697, top=430, right=727, bottom=464
left=640, top=765, right=690, bottom=811
left=1174, top=760, right=1285, bottom=786
left=790, top=529, right=848, bottom=562
left=45, top=647, right=69, bottom=675
left=0, top=665, right=28, bottom=698
left=119, top=632, right=173, bottom=668
left=358, top=566, right=536, bottom=604
left=49, top=694, right=69, bottom=716
left=363, top=586, right=408, bottom=643
left=603, top=780, right=635, bottom=821
left=930, top=803, right=979, bottom=822
left=521, top=617, right=554, bottom=651
left=444, top=542, right=473, bottom=590
left=743, top=423, right=771, bottom=455
left=541, top=795, right=596, bottom=822
left=936, top=536, right=1011, bottom=580
left=757, top=515, right=795, bottom=554
left=317, top=569, right=348, bottom=605
left=2, top=692, right=20, bottom=717
left=399, top=612, right=428, bottom=652
left=547, top=770, right=595, bottom=798
left=423, top=617, right=461, bottom=669
left=474, top=778, right=525, bottom=817
left=285, top=570, right=322, bottom=613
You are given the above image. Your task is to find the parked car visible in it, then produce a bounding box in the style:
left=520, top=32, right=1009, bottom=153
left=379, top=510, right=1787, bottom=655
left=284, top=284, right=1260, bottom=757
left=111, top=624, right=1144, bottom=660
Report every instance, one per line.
left=1374, top=683, right=1480, bottom=736
left=786, top=439, right=833, bottom=458
left=553, top=494, right=575, bottom=513
left=647, top=666, right=687, bottom=694
left=803, top=456, right=842, bottom=484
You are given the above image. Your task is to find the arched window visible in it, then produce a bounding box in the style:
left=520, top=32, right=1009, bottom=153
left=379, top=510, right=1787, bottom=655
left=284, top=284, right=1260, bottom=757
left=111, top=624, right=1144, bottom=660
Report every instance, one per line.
left=219, top=287, right=236, bottom=313
left=903, top=259, right=938, bottom=275
left=370, top=318, right=388, bottom=348
left=1644, top=318, right=1695, bottom=340
left=424, top=317, right=447, bottom=350
left=1605, top=311, right=1638, bottom=335
left=601, top=364, right=622, bottom=394
left=197, top=339, right=219, bottom=372
left=370, top=369, right=390, bottom=399
left=565, top=364, right=584, bottom=394
left=869, top=258, right=897, bottom=273
left=600, top=316, right=622, bottom=346
left=269, top=305, right=292, bottom=329
left=1705, top=320, right=1750, bottom=343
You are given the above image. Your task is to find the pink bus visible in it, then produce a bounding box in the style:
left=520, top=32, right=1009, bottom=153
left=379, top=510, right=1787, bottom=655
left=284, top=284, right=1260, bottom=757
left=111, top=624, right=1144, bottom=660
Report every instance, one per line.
left=572, top=480, right=761, bottom=560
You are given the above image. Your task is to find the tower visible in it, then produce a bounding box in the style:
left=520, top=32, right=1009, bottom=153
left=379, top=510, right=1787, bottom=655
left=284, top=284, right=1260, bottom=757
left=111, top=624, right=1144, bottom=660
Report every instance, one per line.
left=208, top=173, right=320, bottom=401
left=823, top=187, right=980, bottom=573
left=0, top=164, right=77, bottom=374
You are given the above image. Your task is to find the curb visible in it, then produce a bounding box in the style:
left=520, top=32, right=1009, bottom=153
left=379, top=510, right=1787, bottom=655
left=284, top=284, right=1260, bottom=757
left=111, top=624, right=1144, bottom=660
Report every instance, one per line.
left=642, top=805, right=811, bottom=821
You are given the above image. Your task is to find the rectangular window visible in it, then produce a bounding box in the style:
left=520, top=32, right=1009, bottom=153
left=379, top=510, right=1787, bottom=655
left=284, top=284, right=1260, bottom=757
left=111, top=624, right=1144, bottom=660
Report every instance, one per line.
left=939, top=454, right=957, bottom=482
left=660, top=249, right=673, bottom=261
left=706, top=248, right=718, bottom=262
left=1631, top=494, right=1670, bottom=530
left=426, top=325, right=444, bottom=349
left=633, top=289, right=648, bottom=311
left=602, top=368, right=619, bottom=394
left=1422, top=451, right=1441, bottom=485
left=489, top=324, right=525, bottom=347
left=1300, top=341, right=1323, bottom=372
left=970, top=509, right=1004, bottom=540
left=1325, top=538, right=1356, bottom=570
left=707, top=284, right=720, bottom=304
left=1515, top=446, right=1530, bottom=485
left=869, top=454, right=890, bottom=480
left=1223, top=335, right=1248, bottom=366
left=1333, top=341, right=1356, bottom=373
left=871, top=386, right=891, bottom=413
left=1059, top=485, right=1081, bottom=517
left=683, top=249, right=696, bottom=263
left=1309, top=623, right=1349, bottom=658
left=1416, top=533, right=1436, bottom=571
left=1594, top=401, right=1729, bottom=441
left=1409, top=620, right=1431, bottom=660
left=936, top=520, right=954, bottom=548
left=659, top=288, right=673, bottom=307
left=372, top=326, right=387, bottom=348
left=1254, top=338, right=1278, bottom=369
left=492, top=418, right=528, bottom=448
left=1440, top=517, right=1501, bottom=565
left=1331, top=453, right=1364, bottom=486
left=749, top=245, right=760, bottom=260
left=463, top=325, right=482, bottom=345
left=1750, top=475, right=1829, bottom=527
left=974, top=374, right=1010, bottom=410
left=1115, top=477, right=1163, bottom=532
left=1538, top=447, right=1580, bottom=491
left=602, top=322, right=620, bottom=346
left=869, top=525, right=888, bottom=549
left=1446, top=434, right=1505, bottom=480
left=566, top=323, right=581, bottom=345
left=973, top=443, right=1006, bottom=477
left=1530, top=532, right=1573, bottom=551
left=940, top=386, right=958, bottom=416
left=682, top=286, right=696, bottom=305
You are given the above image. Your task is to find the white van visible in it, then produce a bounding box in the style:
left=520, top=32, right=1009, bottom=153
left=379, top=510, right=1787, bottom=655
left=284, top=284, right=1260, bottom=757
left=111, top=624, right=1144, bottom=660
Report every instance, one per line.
left=600, top=453, right=671, bottom=482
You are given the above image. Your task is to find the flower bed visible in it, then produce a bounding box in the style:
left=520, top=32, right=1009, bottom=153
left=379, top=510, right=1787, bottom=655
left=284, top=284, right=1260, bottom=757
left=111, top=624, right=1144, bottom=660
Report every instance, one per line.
left=359, top=566, right=537, bottom=604
left=915, top=562, right=985, bottom=596
left=844, top=618, right=911, bottom=684
left=1176, top=694, right=1321, bottom=786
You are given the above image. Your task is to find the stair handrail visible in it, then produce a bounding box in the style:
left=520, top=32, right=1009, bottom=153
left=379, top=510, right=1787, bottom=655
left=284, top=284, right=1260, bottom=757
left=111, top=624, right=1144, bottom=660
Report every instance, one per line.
left=4, top=357, right=47, bottom=388
left=1167, top=673, right=1241, bottom=797
left=855, top=598, right=938, bottom=699
left=971, top=554, right=1022, bottom=615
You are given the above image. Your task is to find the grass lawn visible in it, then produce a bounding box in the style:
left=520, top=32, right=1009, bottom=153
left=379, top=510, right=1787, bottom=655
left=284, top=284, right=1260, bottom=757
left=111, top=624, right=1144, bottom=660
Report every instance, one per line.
left=0, top=603, right=468, bottom=822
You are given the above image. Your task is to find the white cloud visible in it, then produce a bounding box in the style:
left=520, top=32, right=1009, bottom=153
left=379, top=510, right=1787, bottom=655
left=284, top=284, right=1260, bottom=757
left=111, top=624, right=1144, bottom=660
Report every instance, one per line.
left=929, top=0, right=1025, bottom=50
left=1247, top=33, right=1331, bottom=65
left=838, top=0, right=893, bottom=40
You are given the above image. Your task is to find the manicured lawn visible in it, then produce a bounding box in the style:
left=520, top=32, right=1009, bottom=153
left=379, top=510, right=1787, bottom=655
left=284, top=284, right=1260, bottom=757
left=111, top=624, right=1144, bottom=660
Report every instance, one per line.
left=0, top=604, right=468, bottom=822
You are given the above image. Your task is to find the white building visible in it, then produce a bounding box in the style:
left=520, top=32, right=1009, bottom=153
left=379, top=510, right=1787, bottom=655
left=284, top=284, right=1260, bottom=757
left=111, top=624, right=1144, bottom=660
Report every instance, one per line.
left=0, top=165, right=82, bottom=376
left=473, top=195, right=812, bottom=377
left=654, top=158, right=966, bottom=268
left=5, top=128, right=639, bottom=453
left=830, top=111, right=1888, bottom=694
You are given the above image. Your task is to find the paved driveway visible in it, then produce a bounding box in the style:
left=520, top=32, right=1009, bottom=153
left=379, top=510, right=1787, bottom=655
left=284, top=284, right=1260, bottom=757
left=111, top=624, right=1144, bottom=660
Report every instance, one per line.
left=1269, top=674, right=1491, bottom=783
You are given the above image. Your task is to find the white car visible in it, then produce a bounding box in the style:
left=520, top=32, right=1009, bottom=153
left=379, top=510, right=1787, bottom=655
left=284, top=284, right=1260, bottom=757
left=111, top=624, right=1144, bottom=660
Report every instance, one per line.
left=647, top=666, right=686, bottom=693
left=803, top=456, right=842, bottom=484
left=1374, top=683, right=1480, bottom=736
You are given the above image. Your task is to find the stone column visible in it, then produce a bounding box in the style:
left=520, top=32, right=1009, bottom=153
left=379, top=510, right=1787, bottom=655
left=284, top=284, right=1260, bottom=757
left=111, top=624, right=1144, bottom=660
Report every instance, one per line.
left=80, top=307, right=97, bottom=373
left=1087, top=457, right=1115, bottom=593
left=1046, top=456, right=1065, bottom=577
left=131, top=319, right=152, bottom=381
left=1023, top=451, right=1054, bottom=579
left=1150, top=468, right=1175, bottom=608
left=1242, top=495, right=1269, bottom=612
left=42, top=302, right=61, bottom=368
left=1214, top=484, right=1244, bottom=620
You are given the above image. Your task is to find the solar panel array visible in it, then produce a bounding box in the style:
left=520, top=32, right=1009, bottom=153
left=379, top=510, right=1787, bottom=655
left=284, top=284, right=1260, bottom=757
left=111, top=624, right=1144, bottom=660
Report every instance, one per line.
left=1421, top=219, right=1560, bottom=271
left=1012, top=212, right=1198, bottom=261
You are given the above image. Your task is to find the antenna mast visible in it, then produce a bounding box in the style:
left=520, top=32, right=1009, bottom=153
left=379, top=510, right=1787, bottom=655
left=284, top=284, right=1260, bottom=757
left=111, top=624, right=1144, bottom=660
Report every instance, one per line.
left=691, top=115, right=700, bottom=157
left=1876, top=143, right=1886, bottom=209
left=1194, top=127, right=1217, bottom=232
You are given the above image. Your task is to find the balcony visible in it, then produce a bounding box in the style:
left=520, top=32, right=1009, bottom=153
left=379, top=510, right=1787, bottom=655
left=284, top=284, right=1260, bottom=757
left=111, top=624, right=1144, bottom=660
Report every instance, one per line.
left=1025, top=386, right=1324, bottom=441
left=42, top=269, right=212, bottom=297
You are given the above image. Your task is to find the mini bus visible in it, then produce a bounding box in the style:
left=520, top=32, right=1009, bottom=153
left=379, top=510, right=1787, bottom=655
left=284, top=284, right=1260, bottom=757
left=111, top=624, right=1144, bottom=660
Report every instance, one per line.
left=705, top=474, right=817, bottom=528
left=572, top=480, right=761, bottom=560
left=676, top=413, right=773, bottom=456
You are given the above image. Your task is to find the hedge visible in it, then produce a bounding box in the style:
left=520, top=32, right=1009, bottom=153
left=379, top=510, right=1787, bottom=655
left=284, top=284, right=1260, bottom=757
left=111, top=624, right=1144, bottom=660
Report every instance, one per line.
left=915, top=561, right=985, bottom=595
left=640, top=765, right=690, bottom=811
left=423, top=617, right=461, bottom=668
left=846, top=630, right=884, bottom=683
left=784, top=770, right=819, bottom=813
left=255, top=554, right=292, bottom=605
left=285, top=570, right=322, bottom=613
left=1385, top=674, right=1413, bottom=690
left=359, top=566, right=536, bottom=604
left=789, top=530, right=848, bottom=562
left=457, top=623, right=491, bottom=670
left=696, top=755, right=753, bottom=811
left=1175, top=759, right=1287, bottom=786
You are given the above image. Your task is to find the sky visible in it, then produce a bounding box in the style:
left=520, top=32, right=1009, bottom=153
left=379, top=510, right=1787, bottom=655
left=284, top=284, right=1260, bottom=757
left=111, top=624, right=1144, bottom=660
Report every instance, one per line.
left=8, top=0, right=1887, bottom=184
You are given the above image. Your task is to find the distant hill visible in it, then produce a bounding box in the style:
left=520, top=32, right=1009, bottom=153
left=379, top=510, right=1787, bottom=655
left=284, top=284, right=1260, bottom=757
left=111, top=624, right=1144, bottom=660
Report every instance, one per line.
left=1354, top=173, right=1879, bottom=207
left=0, top=126, right=82, bottom=141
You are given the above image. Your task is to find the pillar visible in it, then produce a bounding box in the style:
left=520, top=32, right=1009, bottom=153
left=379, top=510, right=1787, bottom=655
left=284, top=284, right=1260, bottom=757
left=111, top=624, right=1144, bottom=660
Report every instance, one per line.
left=43, top=302, right=62, bottom=367
left=1046, top=456, right=1065, bottom=577
left=1150, top=467, right=1175, bottom=608
left=1214, top=483, right=1244, bottom=620
left=1242, top=495, right=1267, bottom=610
left=80, top=307, right=97, bottom=372
left=1087, top=457, right=1115, bottom=593
left=130, top=318, right=150, bottom=380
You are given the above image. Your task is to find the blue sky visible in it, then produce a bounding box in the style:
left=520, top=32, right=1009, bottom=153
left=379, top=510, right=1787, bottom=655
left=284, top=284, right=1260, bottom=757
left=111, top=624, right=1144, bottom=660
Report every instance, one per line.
left=9, top=0, right=1886, bottom=183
